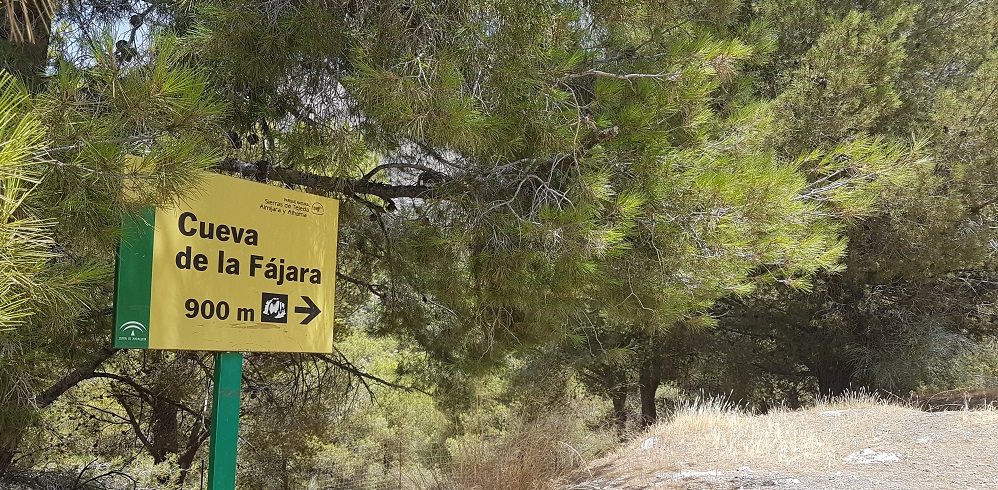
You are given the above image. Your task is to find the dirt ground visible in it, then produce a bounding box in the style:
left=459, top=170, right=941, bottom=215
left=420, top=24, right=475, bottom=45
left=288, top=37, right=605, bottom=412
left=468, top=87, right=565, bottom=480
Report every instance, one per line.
left=565, top=400, right=998, bottom=490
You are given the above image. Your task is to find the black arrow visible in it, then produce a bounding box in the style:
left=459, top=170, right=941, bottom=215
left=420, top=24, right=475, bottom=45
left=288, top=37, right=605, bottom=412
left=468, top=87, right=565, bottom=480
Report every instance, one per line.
left=295, top=296, right=321, bottom=325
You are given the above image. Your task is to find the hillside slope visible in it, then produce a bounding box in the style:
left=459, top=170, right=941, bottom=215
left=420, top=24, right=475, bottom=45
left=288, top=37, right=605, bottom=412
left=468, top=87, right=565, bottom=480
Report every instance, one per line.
left=567, top=398, right=998, bottom=490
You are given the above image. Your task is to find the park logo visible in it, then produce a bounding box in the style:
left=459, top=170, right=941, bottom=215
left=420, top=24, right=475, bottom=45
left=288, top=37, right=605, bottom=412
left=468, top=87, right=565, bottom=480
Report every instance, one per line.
left=261, top=293, right=288, bottom=323
left=120, top=321, right=147, bottom=337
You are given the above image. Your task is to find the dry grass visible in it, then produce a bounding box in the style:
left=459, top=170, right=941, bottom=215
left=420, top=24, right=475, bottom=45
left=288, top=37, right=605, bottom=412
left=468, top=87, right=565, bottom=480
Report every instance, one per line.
left=656, top=399, right=832, bottom=467
left=568, top=393, right=998, bottom=489
left=440, top=430, right=578, bottom=490
left=429, top=411, right=616, bottom=490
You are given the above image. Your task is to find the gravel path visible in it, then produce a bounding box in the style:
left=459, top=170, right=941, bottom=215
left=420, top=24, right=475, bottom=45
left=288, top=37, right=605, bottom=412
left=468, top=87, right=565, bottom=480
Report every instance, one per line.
left=567, top=404, right=998, bottom=490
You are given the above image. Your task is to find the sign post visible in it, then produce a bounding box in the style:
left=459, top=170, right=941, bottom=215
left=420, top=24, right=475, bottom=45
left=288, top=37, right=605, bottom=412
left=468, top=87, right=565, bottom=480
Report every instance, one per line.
left=207, top=352, right=243, bottom=489
left=114, top=173, right=339, bottom=489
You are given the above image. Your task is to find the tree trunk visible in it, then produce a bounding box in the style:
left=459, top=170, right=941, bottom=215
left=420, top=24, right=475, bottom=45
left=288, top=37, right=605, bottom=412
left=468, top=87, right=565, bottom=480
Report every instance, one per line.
left=1, top=0, right=54, bottom=89
left=813, top=360, right=855, bottom=397
left=150, top=396, right=180, bottom=464
left=0, top=430, right=23, bottom=475
left=610, top=383, right=628, bottom=435
left=174, top=425, right=209, bottom=485
left=638, top=360, right=661, bottom=428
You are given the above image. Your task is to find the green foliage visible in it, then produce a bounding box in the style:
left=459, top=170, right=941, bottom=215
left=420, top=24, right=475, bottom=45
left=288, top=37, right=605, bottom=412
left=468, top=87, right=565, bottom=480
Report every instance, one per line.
left=697, top=0, right=998, bottom=402
left=0, top=70, right=59, bottom=457
left=0, top=24, right=226, bottom=477
left=3, top=0, right=998, bottom=485
left=0, top=71, right=51, bottom=327
left=771, top=8, right=914, bottom=150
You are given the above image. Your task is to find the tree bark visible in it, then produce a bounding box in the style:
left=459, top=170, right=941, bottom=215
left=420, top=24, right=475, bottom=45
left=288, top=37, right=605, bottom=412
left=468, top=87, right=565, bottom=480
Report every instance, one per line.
left=638, top=360, right=661, bottom=428
left=150, top=396, right=180, bottom=464
left=611, top=389, right=628, bottom=433
left=174, top=425, right=209, bottom=485
left=606, top=370, right=629, bottom=435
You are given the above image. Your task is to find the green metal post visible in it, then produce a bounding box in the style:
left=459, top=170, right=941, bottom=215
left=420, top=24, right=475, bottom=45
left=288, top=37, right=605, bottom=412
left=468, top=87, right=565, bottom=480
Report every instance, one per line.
left=208, top=352, right=243, bottom=490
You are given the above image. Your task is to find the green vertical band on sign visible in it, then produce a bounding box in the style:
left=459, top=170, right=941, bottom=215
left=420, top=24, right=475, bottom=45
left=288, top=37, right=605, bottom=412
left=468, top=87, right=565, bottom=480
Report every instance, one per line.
left=208, top=352, right=243, bottom=490
left=113, top=206, right=155, bottom=349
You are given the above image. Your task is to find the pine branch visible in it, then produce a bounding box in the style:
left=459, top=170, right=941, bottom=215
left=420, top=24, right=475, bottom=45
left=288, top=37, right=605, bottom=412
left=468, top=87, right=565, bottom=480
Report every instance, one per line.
left=88, top=372, right=204, bottom=418
left=112, top=392, right=156, bottom=457
left=563, top=70, right=681, bottom=82
left=218, top=122, right=618, bottom=213
left=415, top=141, right=461, bottom=169
left=317, top=350, right=425, bottom=394
left=216, top=157, right=443, bottom=201
left=336, top=271, right=388, bottom=298
left=968, top=194, right=998, bottom=214
left=32, top=346, right=117, bottom=408
left=361, top=163, right=438, bottom=182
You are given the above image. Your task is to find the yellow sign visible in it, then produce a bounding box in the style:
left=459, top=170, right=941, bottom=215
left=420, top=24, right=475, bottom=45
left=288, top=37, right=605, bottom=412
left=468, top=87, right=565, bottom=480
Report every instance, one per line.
left=115, top=173, right=339, bottom=353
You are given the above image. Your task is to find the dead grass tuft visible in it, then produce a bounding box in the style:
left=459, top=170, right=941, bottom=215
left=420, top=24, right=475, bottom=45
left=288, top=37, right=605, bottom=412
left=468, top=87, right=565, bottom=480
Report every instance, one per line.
left=811, top=390, right=901, bottom=411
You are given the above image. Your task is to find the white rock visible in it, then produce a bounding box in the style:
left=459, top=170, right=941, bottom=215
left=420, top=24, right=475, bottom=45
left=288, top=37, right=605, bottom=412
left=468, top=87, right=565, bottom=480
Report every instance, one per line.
left=820, top=409, right=849, bottom=417
left=674, top=470, right=721, bottom=479
left=843, top=448, right=902, bottom=463
left=639, top=437, right=658, bottom=449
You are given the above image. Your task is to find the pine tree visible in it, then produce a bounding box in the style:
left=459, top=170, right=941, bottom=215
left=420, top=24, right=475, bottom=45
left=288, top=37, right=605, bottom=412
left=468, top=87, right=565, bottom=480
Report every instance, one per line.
left=0, top=20, right=224, bottom=471
left=0, top=71, right=61, bottom=471
left=705, top=0, right=998, bottom=400
left=1, top=0, right=978, bottom=478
